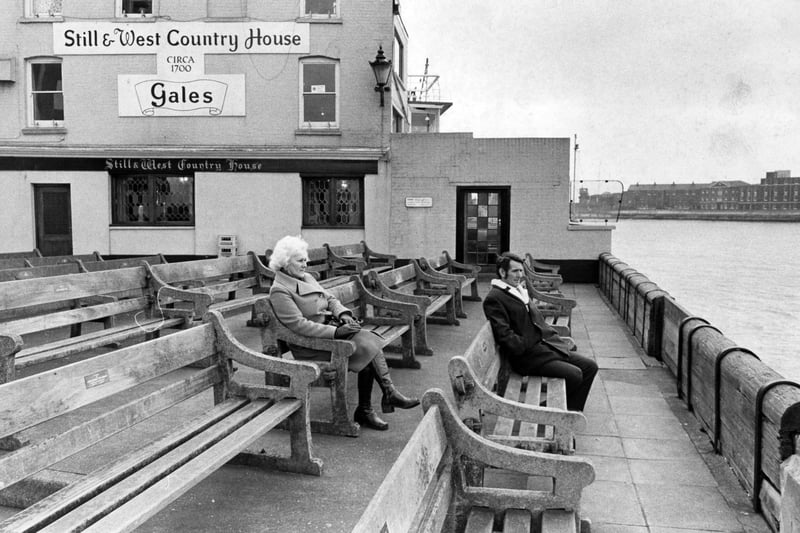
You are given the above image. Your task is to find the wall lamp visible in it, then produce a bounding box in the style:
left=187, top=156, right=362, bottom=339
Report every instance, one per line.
left=369, top=45, right=392, bottom=107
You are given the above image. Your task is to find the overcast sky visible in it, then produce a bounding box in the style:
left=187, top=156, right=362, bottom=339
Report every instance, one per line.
left=400, top=1, right=800, bottom=187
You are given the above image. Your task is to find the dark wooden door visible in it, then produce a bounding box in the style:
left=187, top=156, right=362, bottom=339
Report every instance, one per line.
left=456, top=187, right=510, bottom=268
left=34, top=184, right=73, bottom=256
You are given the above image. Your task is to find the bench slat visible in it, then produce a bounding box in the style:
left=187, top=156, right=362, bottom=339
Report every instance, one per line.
left=518, top=376, right=543, bottom=439
left=0, top=397, right=250, bottom=533
left=503, top=508, right=533, bottom=533
left=150, top=256, right=255, bottom=284
left=0, top=366, right=221, bottom=491
left=0, top=325, right=216, bottom=438
left=16, top=317, right=185, bottom=368
left=3, top=297, right=150, bottom=337
left=464, top=507, right=494, bottom=533
left=72, top=399, right=302, bottom=533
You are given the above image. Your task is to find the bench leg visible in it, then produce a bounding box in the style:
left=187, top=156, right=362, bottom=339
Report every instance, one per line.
left=464, top=279, right=481, bottom=301
left=229, top=402, right=323, bottom=476
left=385, top=330, right=421, bottom=369
left=413, top=318, right=434, bottom=356
left=311, top=370, right=360, bottom=437
left=454, top=288, right=467, bottom=319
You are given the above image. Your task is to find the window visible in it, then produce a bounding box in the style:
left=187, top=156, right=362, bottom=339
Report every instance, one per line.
left=26, top=0, right=62, bottom=17
left=300, top=58, right=338, bottom=129
left=28, top=58, right=63, bottom=126
left=117, top=0, right=154, bottom=17
left=111, top=175, right=195, bottom=226
left=302, top=177, right=363, bottom=227
left=393, top=31, right=404, bottom=79
left=303, top=0, right=338, bottom=18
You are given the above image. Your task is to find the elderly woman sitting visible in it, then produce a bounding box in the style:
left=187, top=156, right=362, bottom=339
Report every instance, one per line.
left=268, top=235, right=419, bottom=431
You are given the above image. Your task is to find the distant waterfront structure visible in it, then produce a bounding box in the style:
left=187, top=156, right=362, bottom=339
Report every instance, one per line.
left=577, top=170, right=800, bottom=218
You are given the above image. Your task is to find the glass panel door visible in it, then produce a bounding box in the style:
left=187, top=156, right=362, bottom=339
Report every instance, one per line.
left=458, top=188, right=508, bottom=268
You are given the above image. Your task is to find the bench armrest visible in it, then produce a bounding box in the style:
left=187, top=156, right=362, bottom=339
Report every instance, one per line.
left=527, top=285, right=577, bottom=310
left=364, top=272, right=434, bottom=310
left=449, top=356, right=586, bottom=433
left=423, top=389, right=594, bottom=502
left=360, top=242, right=397, bottom=267
left=350, top=276, right=422, bottom=322
left=442, top=251, right=481, bottom=276
left=324, top=243, right=369, bottom=272
left=247, top=251, right=275, bottom=289
left=205, top=311, right=320, bottom=397
left=146, top=263, right=214, bottom=317
left=412, top=260, right=462, bottom=291
left=417, top=257, right=471, bottom=284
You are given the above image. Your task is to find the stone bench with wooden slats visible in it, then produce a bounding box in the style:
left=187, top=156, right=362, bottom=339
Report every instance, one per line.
left=365, top=262, right=461, bottom=356
left=0, top=266, right=186, bottom=385
left=146, top=252, right=273, bottom=321
left=256, top=275, right=420, bottom=437
left=523, top=253, right=563, bottom=292
left=352, top=388, right=594, bottom=533
left=0, top=310, right=322, bottom=533
left=449, top=323, right=586, bottom=455
left=524, top=280, right=576, bottom=337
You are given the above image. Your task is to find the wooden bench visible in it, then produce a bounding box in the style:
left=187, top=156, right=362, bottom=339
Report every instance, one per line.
left=265, top=246, right=356, bottom=288
left=449, top=323, right=586, bottom=455
left=352, top=388, right=594, bottom=533
left=0, top=310, right=322, bottom=533
left=146, top=252, right=272, bottom=321
left=0, top=266, right=186, bottom=385
left=365, top=262, right=461, bottom=356
left=416, top=254, right=478, bottom=320
left=323, top=241, right=396, bottom=276
left=419, top=250, right=482, bottom=301
left=256, top=275, right=420, bottom=437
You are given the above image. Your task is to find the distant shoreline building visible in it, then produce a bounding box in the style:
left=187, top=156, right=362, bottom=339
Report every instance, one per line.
left=577, top=170, right=800, bottom=215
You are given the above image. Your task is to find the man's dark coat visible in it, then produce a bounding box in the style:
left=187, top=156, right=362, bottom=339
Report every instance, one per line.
left=482, top=283, right=573, bottom=374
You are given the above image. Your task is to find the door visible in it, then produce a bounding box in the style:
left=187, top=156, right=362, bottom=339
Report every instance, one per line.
left=34, top=184, right=73, bottom=256
left=456, top=187, right=510, bottom=268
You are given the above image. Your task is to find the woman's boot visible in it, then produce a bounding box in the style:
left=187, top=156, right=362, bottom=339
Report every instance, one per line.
left=372, top=354, right=420, bottom=413
left=353, top=366, right=388, bottom=430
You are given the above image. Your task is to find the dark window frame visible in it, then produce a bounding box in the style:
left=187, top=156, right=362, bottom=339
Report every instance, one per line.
left=301, top=175, right=365, bottom=228
left=110, top=174, right=196, bottom=227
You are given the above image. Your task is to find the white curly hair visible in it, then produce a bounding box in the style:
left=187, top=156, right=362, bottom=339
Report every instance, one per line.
left=269, top=235, right=308, bottom=271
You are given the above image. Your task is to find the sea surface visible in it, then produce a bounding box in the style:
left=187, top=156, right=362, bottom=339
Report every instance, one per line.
left=610, top=219, right=800, bottom=380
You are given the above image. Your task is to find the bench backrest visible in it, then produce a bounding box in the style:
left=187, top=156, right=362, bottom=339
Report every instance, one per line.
left=0, top=262, right=85, bottom=282
left=26, top=252, right=103, bottom=267
left=0, top=258, right=33, bottom=270
left=82, top=254, right=167, bottom=272
left=0, top=266, right=151, bottom=326
left=326, top=242, right=366, bottom=258
left=0, top=322, right=220, bottom=491
left=149, top=255, right=256, bottom=285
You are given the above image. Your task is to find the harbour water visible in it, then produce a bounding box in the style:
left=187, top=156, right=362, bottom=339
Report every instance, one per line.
left=611, top=218, right=800, bottom=381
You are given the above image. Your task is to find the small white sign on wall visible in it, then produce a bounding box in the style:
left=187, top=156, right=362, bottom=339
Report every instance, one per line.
left=405, top=197, right=433, bottom=208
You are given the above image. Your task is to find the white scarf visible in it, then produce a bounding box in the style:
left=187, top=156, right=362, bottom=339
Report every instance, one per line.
left=490, top=278, right=530, bottom=305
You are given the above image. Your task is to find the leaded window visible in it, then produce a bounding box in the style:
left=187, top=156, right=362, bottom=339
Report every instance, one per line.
left=302, top=177, right=363, bottom=227
left=304, top=0, right=337, bottom=17
left=111, top=175, right=194, bottom=226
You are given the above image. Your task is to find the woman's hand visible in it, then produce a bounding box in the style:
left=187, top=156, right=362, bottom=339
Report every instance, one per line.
left=335, top=323, right=361, bottom=338
left=339, top=314, right=360, bottom=326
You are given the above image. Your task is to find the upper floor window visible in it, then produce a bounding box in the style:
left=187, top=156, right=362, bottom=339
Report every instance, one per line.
left=118, top=0, right=154, bottom=17
left=28, top=58, right=63, bottom=127
left=111, top=175, right=195, bottom=226
left=393, top=31, right=404, bottom=79
left=302, top=177, right=364, bottom=228
left=26, top=0, right=63, bottom=18
left=303, top=0, right=338, bottom=18
left=300, top=58, right=338, bottom=129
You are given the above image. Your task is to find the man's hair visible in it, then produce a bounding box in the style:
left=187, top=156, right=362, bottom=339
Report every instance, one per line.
left=495, top=252, right=525, bottom=277
left=269, top=235, right=308, bottom=271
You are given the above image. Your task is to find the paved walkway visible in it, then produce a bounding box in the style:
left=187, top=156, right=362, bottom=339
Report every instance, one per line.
left=0, top=282, right=772, bottom=532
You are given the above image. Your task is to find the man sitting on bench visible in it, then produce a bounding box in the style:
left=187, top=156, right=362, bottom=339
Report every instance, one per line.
left=483, top=252, right=598, bottom=411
